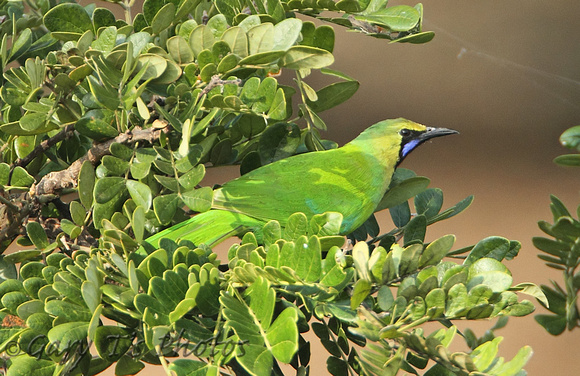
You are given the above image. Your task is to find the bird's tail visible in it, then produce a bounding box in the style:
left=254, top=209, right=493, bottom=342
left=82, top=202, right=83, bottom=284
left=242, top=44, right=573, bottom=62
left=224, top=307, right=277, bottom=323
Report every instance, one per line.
left=139, top=210, right=264, bottom=254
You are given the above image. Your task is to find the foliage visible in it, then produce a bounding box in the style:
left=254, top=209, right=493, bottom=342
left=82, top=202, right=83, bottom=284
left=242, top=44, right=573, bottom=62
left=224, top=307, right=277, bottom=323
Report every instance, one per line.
left=533, top=126, right=580, bottom=335
left=0, top=0, right=541, bottom=375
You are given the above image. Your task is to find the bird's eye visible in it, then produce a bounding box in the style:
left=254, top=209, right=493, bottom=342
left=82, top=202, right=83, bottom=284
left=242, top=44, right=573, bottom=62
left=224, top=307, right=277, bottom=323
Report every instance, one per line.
left=400, top=129, right=411, bottom=137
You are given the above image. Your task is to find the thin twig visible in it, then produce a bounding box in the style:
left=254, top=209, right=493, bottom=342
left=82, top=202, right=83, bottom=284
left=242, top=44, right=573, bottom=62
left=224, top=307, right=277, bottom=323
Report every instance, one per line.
left=13, top=123, right=76, bottom=168
left=0, top=194, right=18, bottom=212
left=198, top=75, right=243, bottom=99
left=0, top=193, right=31, bottom=252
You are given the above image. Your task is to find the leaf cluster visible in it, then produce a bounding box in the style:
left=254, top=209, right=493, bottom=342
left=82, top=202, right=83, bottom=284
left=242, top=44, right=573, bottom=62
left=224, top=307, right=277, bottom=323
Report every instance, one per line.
left=1, top=211, right=540, bottom=375
left=0, top=0, right=544, bottom=375
left=531, top=126, right=580, bottom=336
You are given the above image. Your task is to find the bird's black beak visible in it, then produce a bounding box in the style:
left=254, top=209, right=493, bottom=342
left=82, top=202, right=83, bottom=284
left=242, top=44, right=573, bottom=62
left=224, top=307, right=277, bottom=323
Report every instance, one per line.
left=419, top=127, right=459, bottom=141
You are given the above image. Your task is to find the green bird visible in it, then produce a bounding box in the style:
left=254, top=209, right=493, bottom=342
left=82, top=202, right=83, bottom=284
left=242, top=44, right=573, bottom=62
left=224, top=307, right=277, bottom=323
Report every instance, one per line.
left=141, top=118, right=457, bottom=252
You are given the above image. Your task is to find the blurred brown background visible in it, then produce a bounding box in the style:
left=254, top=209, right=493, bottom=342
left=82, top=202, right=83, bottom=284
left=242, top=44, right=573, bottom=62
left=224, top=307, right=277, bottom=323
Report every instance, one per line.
left=299, top=0, right=580, bottom=374
left=81, top=0, right=580, bottom=374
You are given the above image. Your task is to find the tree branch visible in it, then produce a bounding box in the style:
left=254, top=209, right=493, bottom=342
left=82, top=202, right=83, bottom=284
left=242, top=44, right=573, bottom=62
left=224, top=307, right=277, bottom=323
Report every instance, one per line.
left=198, top=75, right=242, bottom=99
left=33, top=122, right=169, bottom=196
left=13, top=123, right=76, bottom=168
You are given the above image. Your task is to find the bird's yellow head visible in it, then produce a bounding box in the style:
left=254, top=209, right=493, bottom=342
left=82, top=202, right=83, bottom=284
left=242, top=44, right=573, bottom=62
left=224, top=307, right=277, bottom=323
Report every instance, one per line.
left=349, top=118, right=458, bottom=164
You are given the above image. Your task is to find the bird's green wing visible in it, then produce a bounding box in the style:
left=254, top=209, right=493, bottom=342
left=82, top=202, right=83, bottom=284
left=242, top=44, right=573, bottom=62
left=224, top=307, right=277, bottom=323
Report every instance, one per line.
left=212, top=145, right=391, bottom=233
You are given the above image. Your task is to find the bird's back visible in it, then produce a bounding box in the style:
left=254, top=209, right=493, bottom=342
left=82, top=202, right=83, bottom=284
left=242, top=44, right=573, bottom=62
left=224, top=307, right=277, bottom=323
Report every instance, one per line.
left=212, top=141, right=394, bottom=234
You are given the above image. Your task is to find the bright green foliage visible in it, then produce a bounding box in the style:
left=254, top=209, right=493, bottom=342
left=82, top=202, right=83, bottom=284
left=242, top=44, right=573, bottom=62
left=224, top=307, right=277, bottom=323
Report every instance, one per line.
left=1, top=213, right=537, bottom=375
left=533, top=194, right=580, bottom=335
left=532, top=127, right=580, bottom=336
left=0, top=0, right=540, bottom=375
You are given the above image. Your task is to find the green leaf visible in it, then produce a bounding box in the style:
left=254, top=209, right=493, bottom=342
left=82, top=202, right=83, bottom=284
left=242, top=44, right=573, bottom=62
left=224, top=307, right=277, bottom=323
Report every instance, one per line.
left=0, top=257, right=18, bottom=282
left=467, top=258, right=513, bottom=293
left=559, top=125, right=580, bottom=150
left=126, top=180, right=153, bottom=210
left=189, top=25, right=216, bottom=56
left=210, top=138, right=233, bottom=165
left=285, top=212, right=309, bottom=241
left=352, top=241, right=370, bottom=281
left=266, top=307, right=299, bottom=363
left=376, top=176, right=430, bottom=211
left=464, top=236, right=511, bottom=266
left=247, top=23, right=274, bottom=55
left=47, top=322, right=89, bottom=351
left=251, top=77, right=277, bottom=113
left=168, top=360, right=215, bottom=376
left=61, top=219, right=82, bottom=239
left=3, top=249, right=41, bottom=263
left=535, top=314, right=566, bottom=335
left=167, top=35, right=194, bottom=64
left=268, top=88, right=287, bottom=120
left=102, top=155, right=130, bottom=176
left=445, top=283, right=468, bottom=318
left=272, top=18, right=302, bottom=50
left=150, top=274, right=186, bottom=310
left=181, top=187, right=213, bottom=213
left=6, top=356, right=55, bottom=376
left=554, top=154, right=580, bottom=166
left=10, top=29, right=32, bottom=61
left=222, top=26, right=249, bottom=57
left=246, top=277, right=275, bottom=330
left=294, top=236, right=322, bottom=282
left=94, top=177, right=126, bottom=204
left=78, top=161, right=95, bottom=209
left=94, top=326, right=134, bottom=362
left=313, top=25, right=335, bottom=52
left=19, top=113, right=51, bottom=132
left=351, top=278, right=372, bottom=309
left=356, top=5, right=420, bottom=31
left=419, top=234, right=455, bottom=267
left=132, top=206, right=146, bottom=243
left=76, top=109, right=118, bottom=141
left=0, top=163, right=10, bottom=185
left=15, top=135, right=45, bottom=160
left=307, top=81, right=359, bottom=113
left=91, top=26, right=117, bottom=52
left=428, top=195, right=474, bottom=224
left=93, top=7, right=117, bottom=30
left=137, top=53, right=168, bottom=80
left=88, top=76, right=120, bottom=110
left=327, top=356, right=348, bottom=376
left=81, top=280, right=100, bottom=312
left=153, top=194, right=181, bottom=224
left=389, top=201, right=411, bottom=228
left=511, top=282, right=548, bottom=307
left=258, top=122, right=300, bottom=164
left=495, top=345, right=533, bottom=375
left=143, top=0, right=165, bottom=24
left=43, top=3, right=94, bottom=35
left=178, top=165, right=205, bottom=190
left=10, top=166, right=35, bottom=188
left=403, top=214, right=426, bottom=245
left=151, top=3, right=176, bottom=35
left=281, top=46, right=334, bottom=69
left=239, top=50, right=286, bottom=66
left=414, top=188, right=443, bottom=219
left=393, top=31, right=435, bottom=44
left=207, top=14, right=229, bottom=38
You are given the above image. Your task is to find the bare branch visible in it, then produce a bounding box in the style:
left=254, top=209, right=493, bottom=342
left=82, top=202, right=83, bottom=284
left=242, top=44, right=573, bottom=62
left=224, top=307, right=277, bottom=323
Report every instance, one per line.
left=198, top=75, right=243, bottom=99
